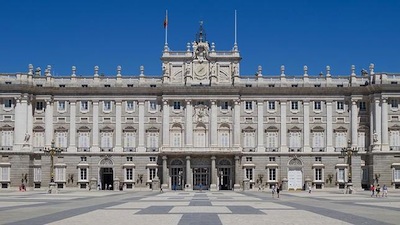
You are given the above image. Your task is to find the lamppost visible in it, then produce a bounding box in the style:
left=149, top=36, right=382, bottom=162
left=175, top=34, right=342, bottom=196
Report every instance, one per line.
left=43, top=140, right=62, bottom=183
left=341, top=140, right=358, bottom=194
left=219, top=170, right=223, bottom=190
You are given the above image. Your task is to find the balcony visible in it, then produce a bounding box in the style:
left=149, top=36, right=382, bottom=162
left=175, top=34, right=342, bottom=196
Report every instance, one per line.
left=312, top=147, right=326, bottom=152
left=265, top=147, right=279, bottom=152
left=146, top=147, right=159, bottom=152
left=123, top=147, right=137, bottom=152
left=77, top=147, right=90, bottom=152
left=100, top=148, right=113, bottom=152
left=289, top=148, right=302, bottom=152
left=243, top=148, right=256, bottom=152
left=0, top=146, right=12, bottom=151
left=390, top=146, right=400, bottom=151
left=161, top=147, right=241, bottom=154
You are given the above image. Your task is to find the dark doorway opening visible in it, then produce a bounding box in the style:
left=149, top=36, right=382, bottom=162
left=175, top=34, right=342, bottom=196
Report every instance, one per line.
left=101, top=167, right=113, bottom=190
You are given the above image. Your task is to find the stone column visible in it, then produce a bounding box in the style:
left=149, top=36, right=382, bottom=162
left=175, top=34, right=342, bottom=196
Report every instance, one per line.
left=257, top=101, right=264, bottom=152
left=115, top=101, right=122, bottom=152
left=234, top=155, right=241, bottom=191
left=326, top=101, right=333, bottom=152
left=210, top=100, right=218, bottom=147
left=68, top=101, right=77, bottom=152
left=162, top=156, right=168, bottom=189
left=370, top=99, right=375, bottom=148
left=233, top=100, right=241, bottom=147
left=26, top=96, right=33, bottom=149
left=162, top=100, right=170, bottom=147
left=374, top=98, right=381, bottom=150
left=303, top=101, right=310, bottom=152
left=138, top=101, right=145, bottom=152
left=185, top=156, right=192, bottom=190
left=45, top=99, right=54, bottom=148
left=14, top=95, right=28, bottom=150
left=381, top=98, right=389, bottom=151
left=351, top=99, right=358, bottom=147
left=92, top=101, right=99, bottom=152
left=280, top=100, right=287, bottom=152
left=210, top=156, right=217, bottom=191
left=185, top=100, right=193, bottom=147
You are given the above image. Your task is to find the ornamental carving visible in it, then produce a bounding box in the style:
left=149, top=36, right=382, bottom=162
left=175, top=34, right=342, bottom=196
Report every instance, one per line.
left=193, top=104, right=209, bottom=123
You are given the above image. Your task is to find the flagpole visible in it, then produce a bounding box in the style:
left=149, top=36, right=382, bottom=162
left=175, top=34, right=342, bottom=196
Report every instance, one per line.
left=164, top=10, right=168, bottom=48
left=234, top=10, right=238, bottom=51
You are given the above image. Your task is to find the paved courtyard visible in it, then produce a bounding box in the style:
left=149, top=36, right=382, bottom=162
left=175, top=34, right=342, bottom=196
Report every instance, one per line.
left=0, top=189, right=399, bottom=225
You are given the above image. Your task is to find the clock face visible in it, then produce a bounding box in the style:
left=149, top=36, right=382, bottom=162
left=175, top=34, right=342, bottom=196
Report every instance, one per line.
left=195, top=64, right=207, bottom=77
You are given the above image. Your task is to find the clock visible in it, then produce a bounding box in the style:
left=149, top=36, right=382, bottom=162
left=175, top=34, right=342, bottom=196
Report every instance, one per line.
left=194, top=64, right=207, bottom=77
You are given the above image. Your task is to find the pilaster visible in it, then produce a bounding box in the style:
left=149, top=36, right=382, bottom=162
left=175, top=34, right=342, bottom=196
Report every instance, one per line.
left=303, top=101, right=310, bottom=152
left=280, top=100, right=287, bottom=152
left=162, top=100, right=170, bottom=147
left=115, top=101, right=122, bottom=152
left=326, top=101, right=333, bottom=151
left=381, top=98, right=389, bottom=151
left=185, top=100, right=193, bottom=147
left=233, top=99, right=241, bottom=147
left=210, top=156, right=217, bottom=191
left=91, top=100, right=99, bottom=152
left=210, top=100, right=218, bottom=147
left=68, top=101, right=77, bottom=152
left=257, top=101, right=264, bottom=151
left=374, top=98, right=381, bottom=150
left=351, top=99, right=358, bottom=148
left=138, top=100, right=145, bottom=152
left=185, top=156, right=192, bottom=191
left=44, top=99, right=54, bottom=148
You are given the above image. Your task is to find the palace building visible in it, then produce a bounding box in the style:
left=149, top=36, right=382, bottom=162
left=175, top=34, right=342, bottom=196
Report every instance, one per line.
left=1, top=24, right=400, bottom=192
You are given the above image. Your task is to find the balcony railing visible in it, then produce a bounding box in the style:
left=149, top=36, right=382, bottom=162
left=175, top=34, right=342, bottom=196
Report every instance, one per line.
left=265, top=147, right=279, bottom=152
left=77, top=147, right=90, bottom=152
left=123, top=147, right=137, bottom=152
left=0, top=146, right=12, bottom=151
left=289, top=148, right=302, bottom=152
left=312, top=147, right=326, bottom=152
left=100, top=148, right=113, bottom=152
left=390, top=146, right=400, bottom=151
left=161, top=147, right=241, bottom=153
left=146, top=147, right=159, bottom=152
left=334, top=147, right=344, bottom=152
left=243, top=148, right=256, bottom=152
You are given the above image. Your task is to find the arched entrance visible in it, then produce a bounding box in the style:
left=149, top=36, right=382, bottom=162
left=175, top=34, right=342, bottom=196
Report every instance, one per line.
left=99, top=158, right=114, bottom=190
left=170, top=159, right=184, bottom=190
left=217, top=158, right=233, bottom=190
left=287, top=157, right=303, bottom=190
left=192, top=157, right=210, bottom=190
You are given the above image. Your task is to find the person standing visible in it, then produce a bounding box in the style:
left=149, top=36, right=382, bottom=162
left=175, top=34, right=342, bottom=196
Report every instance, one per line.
left=382, top=184, right=388, bottom=197
left=271, top=185, right=276, bottom=198
left=308, top=184, right=312, bottom=194
left=376, top=184, right=381, bottom=197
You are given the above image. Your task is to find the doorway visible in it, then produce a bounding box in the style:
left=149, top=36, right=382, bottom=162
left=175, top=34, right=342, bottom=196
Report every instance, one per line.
left=171, top=167, right=184, bottom=190
left=288, top=169, right=303, bottom=190
left=193, top=167, right=209, bottom=190
left=218, top=167, right=232, bottom=190
left=100, top=167, right=113, bottom=190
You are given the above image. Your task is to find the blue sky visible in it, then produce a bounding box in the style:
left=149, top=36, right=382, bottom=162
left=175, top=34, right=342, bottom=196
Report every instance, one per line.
left=0, top=0, right=399, bottom=76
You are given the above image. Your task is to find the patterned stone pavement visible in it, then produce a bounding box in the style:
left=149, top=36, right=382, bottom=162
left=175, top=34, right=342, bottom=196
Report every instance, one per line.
left=0, top=189, right=399, bottom=225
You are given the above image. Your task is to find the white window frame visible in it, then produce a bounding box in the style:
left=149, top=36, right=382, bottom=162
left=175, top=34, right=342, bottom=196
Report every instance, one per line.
left=0, top=166, right=10, bottom=182
left=147, top=132, right=159, bottom=148
left=390, top=130, right=400, bottom=148
left=55, top=132, right=68, bottom=148
left=3, top=99, right=13, bottom=110
left=55, top=166, right=66, bottom=182
left=266, top=132, right=278, bottom=149
left=391, top=99, right=399, bottom=110
left=359, top=101, right=367, bottom=111
left=335, top=132, right=347, bottom=149
left=173, top=101, right=181, bottom=110
left=103, top=101, right=112, bottom=112
left=149, top=101, right=157, bottom=112
left=393, top=167, right=400, bottom=182
left=100, top=132, right=113, bottom=148
left=148, top=168, right=157, bottom=182
left=123, top=132, right=136, bottom=148
left=80, top=101, right=89, bottom=112
left=314, top=167, right=323, bottom=182
left=219, top=130, right=230, bottom=147
left=34, top=167, right=42, bottom=182
left=126, top=100, right=135, bottom=112
left=221, top=101, right=229, bottom=110
left=337, top=101, right=344, bottom=111
left=78, top=167, right=88, bottom=182
left=78, top=132, right=90, bottom=148
left=268, top=168, right=277, bottom=182
left=312, top=132, right=324, bottom=148
left=243, top=131, right=255, bottom=148
left=268, top=101, right=276, bottom=111
left=125, top=167, right=134, bottom=181
left=57, top=101, right=66, bottom=112
left=337, top=168, right=346, bottom=183
left=289, top=131, right=301, bottom=149
left=1, top=130, right=14, bottom=147
left=244, top=167, right=254, bottom=181
left=245, top=101, right=253, bottom=111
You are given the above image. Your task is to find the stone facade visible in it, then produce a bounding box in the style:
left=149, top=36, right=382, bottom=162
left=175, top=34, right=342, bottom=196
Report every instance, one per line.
left=1, top=25, right=400, bottom=191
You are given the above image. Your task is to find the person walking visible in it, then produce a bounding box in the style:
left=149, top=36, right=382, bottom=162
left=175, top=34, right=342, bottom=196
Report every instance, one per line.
left=271, top=185, right=276, bottom=198
left=370, top=184, right=375, bottom=197
left=382, top=184, right=388, bottom=197
left=276, top=184, right=280, bottom=198
left=308, top=184, right=312, bottom=194
left=376, top=184, right=381, bottom=197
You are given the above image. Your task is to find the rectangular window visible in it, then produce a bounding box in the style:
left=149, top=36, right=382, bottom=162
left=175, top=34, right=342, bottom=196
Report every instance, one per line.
left=0, top=167, right=10, bottom=181
left=219, top=132, right=229, bottom=147
left=359, top=102, right=367, bottom=111
left=4, top=99, right=12, bottom=108
left=1, top=131, right=14, bottom=147
left=150, top=157, right=156, bottom=162
left=126, top=168, right=133, bottom=181
left=172, top=132, right=182, bottom=147
left=246, top=157, right=252, bottom=162
left=126, top=101, right=134, bottom=111
left=80, top=101, right=88, bottom=111
left=268, top=101, right=275, bottom=110
left=269, top=157, right=275, bottom=162
left=149, top=168, right=156, bottom=181
left=127, top=157, right=133, bottom=162
left=58, top=101, right=66, bottom=111
left=291, top=101, right=298, bottom=110
left=80, top=168, right=88, bottom=181
left=266, top=132, right=278, bottom=149
left=33, top=167, right=41, bottom=182
left=55, top=132, right=68, bottom=148
left=147, top=132, right=159, bottom=148
left=80, top=157, right=87, bottom=162
left=173, top=101, right=181, bottom=110
left=243, top=132, right=255, bottom=148
left=315, top=168, right=322, bottom=181
left=36, top=101, right=44, bottom=110
left=269, top=168, right=276, bottom=181
left=78, top=132, right=90, bottom=148
left=337, top=101, right=344, bottom=110
left=335, top=132, right=347, bottom=148
left=338, top=168, right=345, bottom=182
left=393, top=168, right=400, bottom=181
left=100, top=132, right=113, bottom=148
left=149, top=101, right=157, bottom=111
left=391, top=99, right=399, bottom=109
left=245, top=168, right=253, bottom=181
left=245, top=101, right=252, bottom=110
left=315, top=157, right=322, bottom=162
left=55, top=167, right=66, bottom=182
left=314, top=101, right=321, bottom=110
left=124, top=132, right=136, bottom=148
left=103, top=101, right=111, bottom=111
left=221, top=101, right=229, bottom=110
